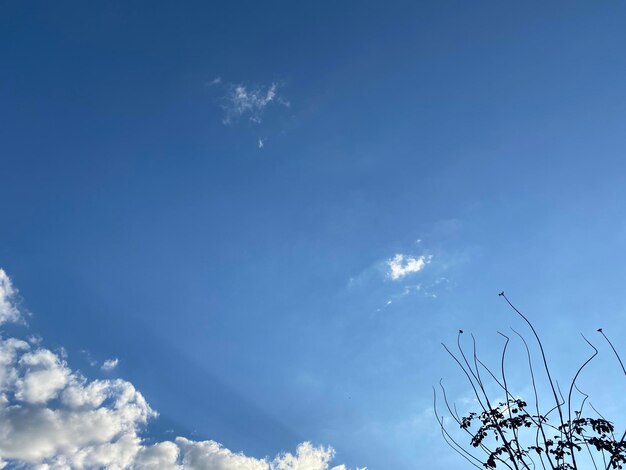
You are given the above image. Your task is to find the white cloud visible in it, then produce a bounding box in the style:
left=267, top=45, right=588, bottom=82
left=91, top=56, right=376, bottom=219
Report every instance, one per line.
left=0, top=269, right=355, bottom=470
left=387, top=254, right=432, bottom=281
left=271, top=442, right=341, bottom=470
left=0, top=269, right=21, bottom=325
left=130, top=439, right=346, bottom=470
left=102, top=358, right=119, bottom=371
left=15, top=349, right=71, bottom=404
left=222, top=82, right=289, bottom=125
left=258, top=138, right=265, bottom=149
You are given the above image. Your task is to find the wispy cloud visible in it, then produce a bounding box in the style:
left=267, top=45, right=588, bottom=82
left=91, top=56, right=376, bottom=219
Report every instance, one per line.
left=101, top=358, right=119, bottom=371
left=207, top=76, right=222, bottom=86
left=387, top=254, right=432, bottom=281
left=208, top=78, right=291, bottom=148
left=0, top=269, right=353, bottom=470
left=221, top=82, right=289, bottom=125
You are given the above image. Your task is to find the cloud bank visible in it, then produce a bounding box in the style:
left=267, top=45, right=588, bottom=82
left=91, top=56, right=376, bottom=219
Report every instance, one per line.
left=0, top=269, right=353, bottom=470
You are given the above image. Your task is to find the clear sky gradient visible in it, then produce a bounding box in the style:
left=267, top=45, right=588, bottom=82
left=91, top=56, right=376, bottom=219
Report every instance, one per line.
left=2, top=2, right=626, bottom=468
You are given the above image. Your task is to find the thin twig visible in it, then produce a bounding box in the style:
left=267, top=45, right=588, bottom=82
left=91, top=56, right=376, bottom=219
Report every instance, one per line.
left=598, top=329, right=626, bottom=376
left=500, top=292, right=566, bottom=438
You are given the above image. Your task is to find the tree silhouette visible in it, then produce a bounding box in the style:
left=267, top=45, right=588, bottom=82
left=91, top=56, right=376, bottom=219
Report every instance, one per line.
left=434, top=292, right=626, bottom=469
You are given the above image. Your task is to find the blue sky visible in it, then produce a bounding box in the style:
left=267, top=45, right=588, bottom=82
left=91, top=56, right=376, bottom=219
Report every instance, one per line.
left=2, top=1, right=626, bottom=468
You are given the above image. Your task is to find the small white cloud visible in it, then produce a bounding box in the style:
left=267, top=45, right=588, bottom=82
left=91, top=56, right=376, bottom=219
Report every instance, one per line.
left=258, top=138, right=265, bottom=149
left=221, top=82, right=288, bottom=125
left=387, top=254, right=432, bottom=281
left=208, top=76, right=222, bottom=86
left=101, top=358, right=119, bottom=371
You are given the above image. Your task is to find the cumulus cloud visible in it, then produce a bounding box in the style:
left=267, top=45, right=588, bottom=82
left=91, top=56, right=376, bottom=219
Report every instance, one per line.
left=102, top=358, right=119, bottom=372
left=0, top=338, right=155, bottom=467
left=0, top=269, right=353, bottom=469
left=15, top=348, right=71, bottom=404
left=129, top=439, right=345, bottom=470
left=221, top=82, right=289, bottom=125
left=387, top=254, right=432, bottom=281
left=0, top=269, right=21, bottom=324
